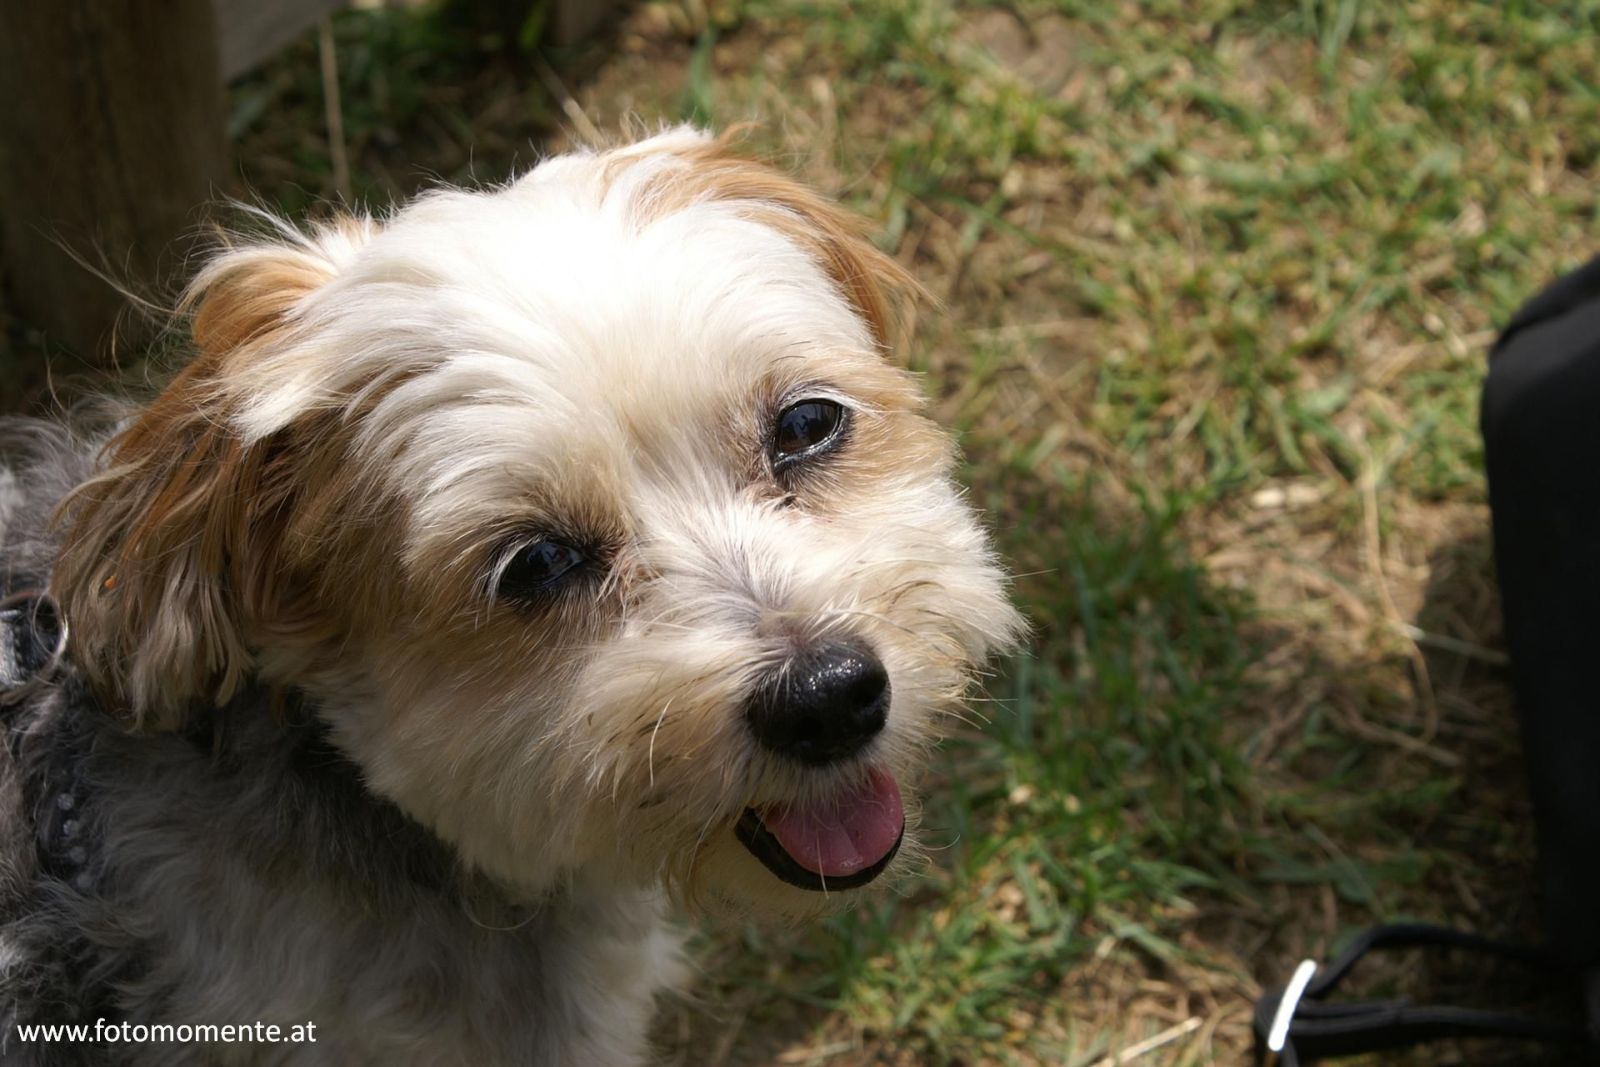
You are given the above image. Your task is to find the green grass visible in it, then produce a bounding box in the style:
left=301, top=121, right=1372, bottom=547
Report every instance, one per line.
left=606, top=1, right=1589, bottom=1060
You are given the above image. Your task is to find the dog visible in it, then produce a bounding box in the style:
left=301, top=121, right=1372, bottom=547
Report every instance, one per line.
left=0, top=127, right=1022, bottom=1065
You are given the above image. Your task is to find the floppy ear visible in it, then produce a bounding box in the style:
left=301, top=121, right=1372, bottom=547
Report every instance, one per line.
left=51, top=218, right=375, bottom=730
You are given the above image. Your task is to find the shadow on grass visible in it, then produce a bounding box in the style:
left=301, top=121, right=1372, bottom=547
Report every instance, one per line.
left=1234, top=525, right=1587, bottom=1065
left=652, top=464, right=1270, bottom=1064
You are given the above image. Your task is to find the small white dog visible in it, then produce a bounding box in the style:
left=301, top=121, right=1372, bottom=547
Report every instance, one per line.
left=0, top=127, right=1021, bottom=1064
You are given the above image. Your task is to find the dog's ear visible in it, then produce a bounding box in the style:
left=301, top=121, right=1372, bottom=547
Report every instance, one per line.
left=52, top=218, right=376, bottom=730
left=629, top=128, right=927, bottom=351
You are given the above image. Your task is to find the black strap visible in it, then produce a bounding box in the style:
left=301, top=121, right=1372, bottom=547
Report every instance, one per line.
left=1253, top=923, right=1596, bottom=1065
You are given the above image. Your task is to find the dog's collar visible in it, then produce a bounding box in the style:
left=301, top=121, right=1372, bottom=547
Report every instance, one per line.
left=0, top=589, right=67, bottom=705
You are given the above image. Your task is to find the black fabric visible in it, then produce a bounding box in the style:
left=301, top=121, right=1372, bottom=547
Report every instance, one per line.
left=1494, top=254, right=1600, bottom=357
left=1483, top=253, right=1600, bottom=971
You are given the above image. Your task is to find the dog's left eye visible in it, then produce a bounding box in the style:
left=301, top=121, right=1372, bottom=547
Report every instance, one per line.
left=772, top=399, right=848, bottom=468
left=496, top=539, right=587, bottom=601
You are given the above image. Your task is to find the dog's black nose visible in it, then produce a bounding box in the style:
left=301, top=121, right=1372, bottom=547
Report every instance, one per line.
left=746, top=640, right=889, bottom=765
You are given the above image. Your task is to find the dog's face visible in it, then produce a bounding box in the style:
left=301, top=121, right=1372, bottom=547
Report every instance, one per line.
left=54, top=129, right=1022, bottom=917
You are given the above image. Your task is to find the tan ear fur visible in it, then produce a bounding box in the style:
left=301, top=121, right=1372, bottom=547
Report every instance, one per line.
left=626, top=130, right=927, bottom=351
left=51, top=224, right=364, bottom=730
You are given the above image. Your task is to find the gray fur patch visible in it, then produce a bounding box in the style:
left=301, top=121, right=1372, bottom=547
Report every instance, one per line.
left=0, top=420, right=681, bottom=1066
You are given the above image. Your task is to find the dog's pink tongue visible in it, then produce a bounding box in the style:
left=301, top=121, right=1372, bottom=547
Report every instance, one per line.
left=762, top=769, right=904, bottom=877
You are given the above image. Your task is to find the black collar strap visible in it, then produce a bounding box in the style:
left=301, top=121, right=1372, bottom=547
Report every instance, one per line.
left=0, top=589, right=66, bottom=705
left=1253, top=923, right=1596, bottom=1065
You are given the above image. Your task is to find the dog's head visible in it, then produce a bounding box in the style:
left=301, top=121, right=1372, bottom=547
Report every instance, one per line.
left=53, top=128, right=1023, bottom=916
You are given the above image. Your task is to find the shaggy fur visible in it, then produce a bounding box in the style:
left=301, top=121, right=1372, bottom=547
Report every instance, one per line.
left=0, top=128, right=1021, bottom=1064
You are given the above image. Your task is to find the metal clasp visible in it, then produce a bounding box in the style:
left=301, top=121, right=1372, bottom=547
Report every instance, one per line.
left=1262, top=958, right=1319, bottom=1062
left=0, top=588, right=68, bottom=705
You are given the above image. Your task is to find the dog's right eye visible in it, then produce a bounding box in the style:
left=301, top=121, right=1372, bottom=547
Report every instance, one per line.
left=771, top=398, right=848, bottom=471
left=496, top=539, right=588, bottom=601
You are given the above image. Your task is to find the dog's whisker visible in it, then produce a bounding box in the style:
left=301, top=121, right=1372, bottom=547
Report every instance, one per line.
left=647, top=697, right=673, bottom=791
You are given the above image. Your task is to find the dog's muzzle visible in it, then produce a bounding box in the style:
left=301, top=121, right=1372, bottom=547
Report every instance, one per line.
left=732, top=637, right=905, bottom=891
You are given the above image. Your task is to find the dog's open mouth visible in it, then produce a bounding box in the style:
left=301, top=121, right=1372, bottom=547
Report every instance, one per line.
left=735, top=767, right=904, bottom=891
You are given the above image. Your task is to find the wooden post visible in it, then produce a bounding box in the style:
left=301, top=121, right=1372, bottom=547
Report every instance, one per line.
left=0, top=0, right=226, bottom=359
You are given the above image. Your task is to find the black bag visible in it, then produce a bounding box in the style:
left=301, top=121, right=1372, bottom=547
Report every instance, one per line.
left=1254, top=257, right=1600, bottom=1064
left=1485, top=253, right=1600, bottom=976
